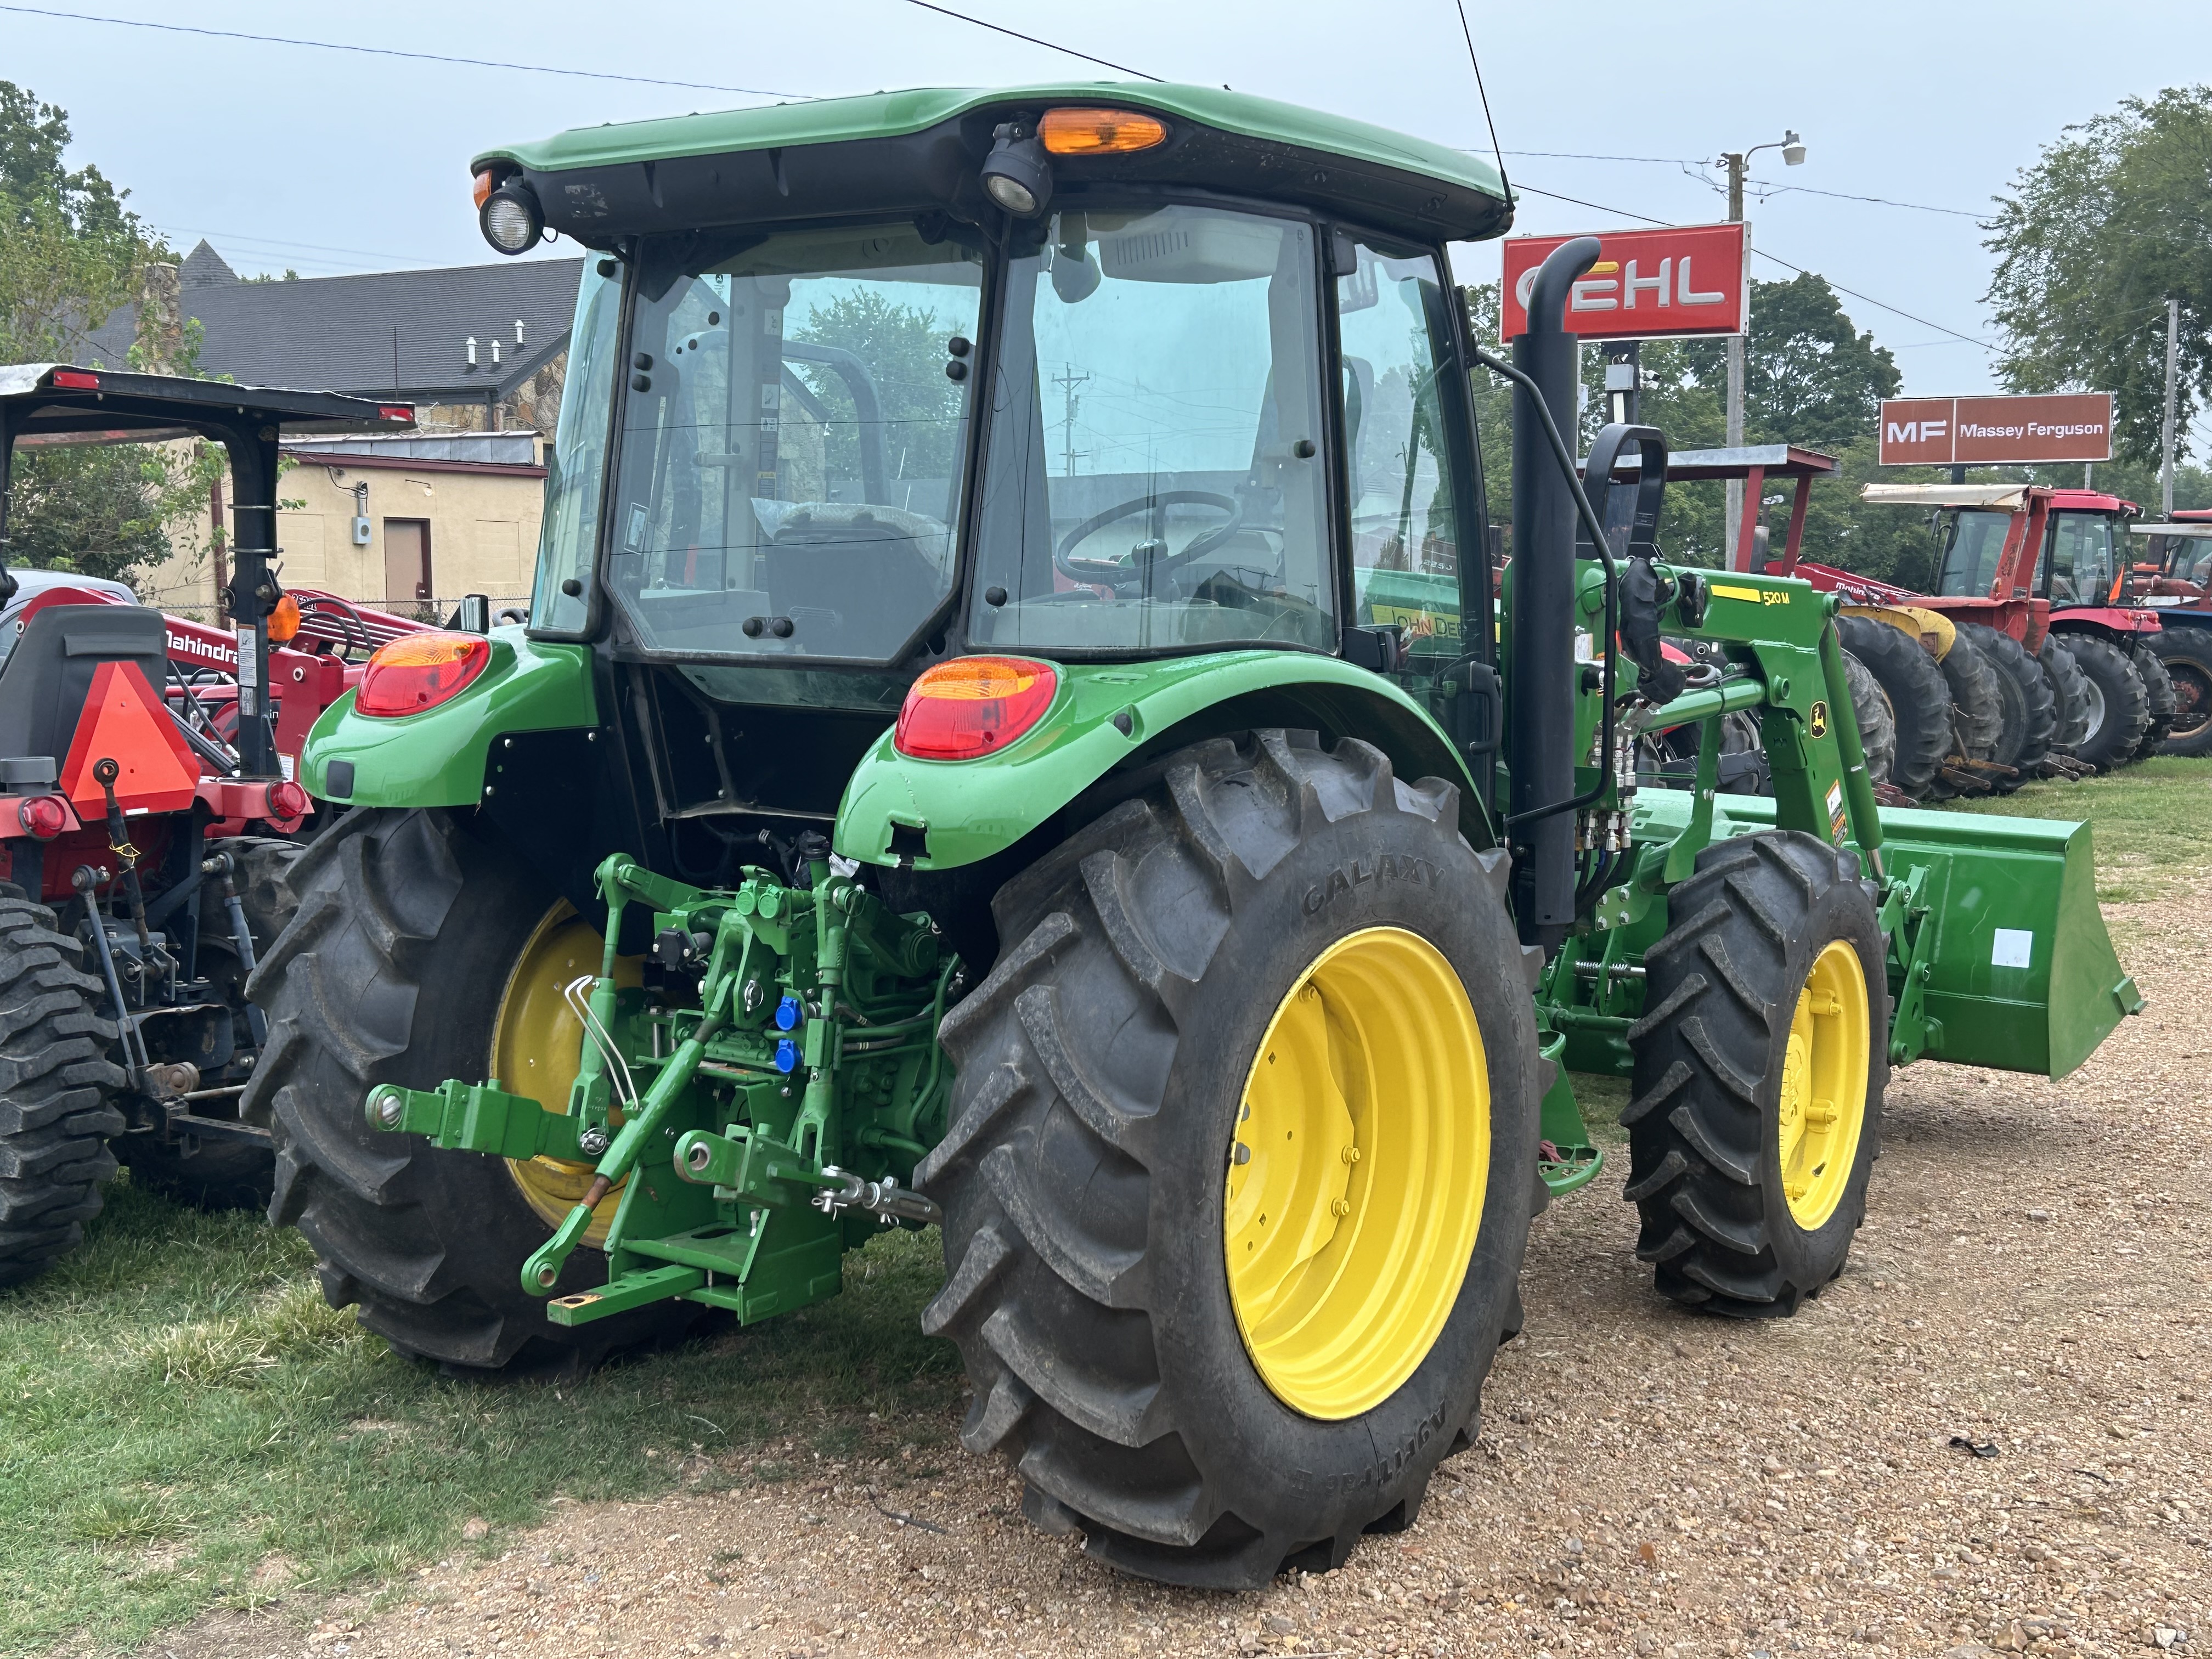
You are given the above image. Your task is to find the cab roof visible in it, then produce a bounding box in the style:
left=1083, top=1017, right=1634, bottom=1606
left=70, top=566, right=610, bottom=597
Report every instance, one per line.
left=475, top=82, right=1512, bottom=249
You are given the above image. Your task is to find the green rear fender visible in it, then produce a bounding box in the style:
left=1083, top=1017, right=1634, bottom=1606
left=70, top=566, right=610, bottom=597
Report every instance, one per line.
left=833, top=651, right=1484, bottom=871
left=301, top=629, right=597, bottom=808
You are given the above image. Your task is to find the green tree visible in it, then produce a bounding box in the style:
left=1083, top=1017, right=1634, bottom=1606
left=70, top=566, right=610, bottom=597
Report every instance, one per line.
left=1984, top=86, right=2212, bottom=465
left=790, top=287, right=965, bottom=492
left=0, top=81, right=209, bottom=592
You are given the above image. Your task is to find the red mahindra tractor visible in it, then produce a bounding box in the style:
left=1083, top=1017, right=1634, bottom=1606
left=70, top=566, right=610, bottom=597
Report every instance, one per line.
left=2123, top=510, right=2212, bottom=756
left=0, top=364, right=431, bottom=1286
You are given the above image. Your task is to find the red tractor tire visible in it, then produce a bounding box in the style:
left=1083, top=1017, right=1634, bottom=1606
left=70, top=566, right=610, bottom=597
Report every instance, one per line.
left=2058, top=633, right=2152, bottom=771
left=2153, top=628, right=2212, bottom=757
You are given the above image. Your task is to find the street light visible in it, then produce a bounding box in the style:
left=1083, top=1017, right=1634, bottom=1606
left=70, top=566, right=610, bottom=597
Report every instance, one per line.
left=1718, top=131, right=1806, bottom=563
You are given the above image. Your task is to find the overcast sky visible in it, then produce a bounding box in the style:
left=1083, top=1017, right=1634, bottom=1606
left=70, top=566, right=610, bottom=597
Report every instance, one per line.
left=9, top=0, right=2207, bottom=437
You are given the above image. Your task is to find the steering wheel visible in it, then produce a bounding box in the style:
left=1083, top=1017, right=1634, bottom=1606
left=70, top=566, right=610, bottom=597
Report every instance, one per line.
left=1053, top=489, right=1245, bottom=589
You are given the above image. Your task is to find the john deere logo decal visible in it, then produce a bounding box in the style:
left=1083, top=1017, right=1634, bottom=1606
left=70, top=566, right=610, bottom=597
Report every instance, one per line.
left=1809, top=700, right=1829, bottom=738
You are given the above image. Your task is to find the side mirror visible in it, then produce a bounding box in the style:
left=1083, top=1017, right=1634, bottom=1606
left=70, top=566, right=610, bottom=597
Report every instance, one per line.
left=1341, top=624, right=1404, bottom=675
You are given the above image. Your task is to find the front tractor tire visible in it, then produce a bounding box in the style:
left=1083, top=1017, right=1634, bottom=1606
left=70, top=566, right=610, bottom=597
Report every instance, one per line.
left=1624, top=832, right=1888, bottom=1318
left=917, top=731, right=1543, bottom=1590
left=244, top=809, right=704, bottom=1372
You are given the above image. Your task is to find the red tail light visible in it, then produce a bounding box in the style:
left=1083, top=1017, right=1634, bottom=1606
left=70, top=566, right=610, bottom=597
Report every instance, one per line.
left=266, top=780, right=309, bottom=821
left=49, top=370, right=98, bottom=390
left=17, top=795, right=69, bottom=839
left=378, top=404, right=414, bottom=422
left=355, top=631, right=492, bottom=718
left=894, top=656, right=1058, bottom=760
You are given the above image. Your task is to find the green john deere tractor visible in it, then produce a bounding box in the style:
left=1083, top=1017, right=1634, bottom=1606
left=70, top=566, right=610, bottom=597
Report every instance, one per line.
left=245, top=87, right=2139, bottom=1588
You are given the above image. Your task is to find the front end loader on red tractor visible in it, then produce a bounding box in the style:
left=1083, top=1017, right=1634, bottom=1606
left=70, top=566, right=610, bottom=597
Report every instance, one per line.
left=249, top=89, right=2138, bottom=1588
left=0, top=365, right=420, bottom=1285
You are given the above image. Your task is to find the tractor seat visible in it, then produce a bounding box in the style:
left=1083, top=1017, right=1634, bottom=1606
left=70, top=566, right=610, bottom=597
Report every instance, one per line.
left=0, top=603, right=168, bottom=772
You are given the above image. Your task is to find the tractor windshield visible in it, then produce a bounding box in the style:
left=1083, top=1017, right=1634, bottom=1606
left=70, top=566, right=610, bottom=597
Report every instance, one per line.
left=968, top=204, right=1335, bottom=653
left=2038, top=511, right=2115, bottom=606
left=1934, top=510, right=2012, bottom=597
left=599, top=222, right=985, bottom=665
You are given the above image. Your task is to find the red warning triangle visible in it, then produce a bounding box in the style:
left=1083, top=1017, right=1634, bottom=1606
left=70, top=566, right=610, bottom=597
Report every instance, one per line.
left=59, top=660, right=202, bottom=815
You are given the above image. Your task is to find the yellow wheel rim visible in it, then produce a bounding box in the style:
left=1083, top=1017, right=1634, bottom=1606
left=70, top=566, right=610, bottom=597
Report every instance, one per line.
left=1777, top=939, right=1871, bottom=1232
left=493, top=904, right=640, bottom=1249
left=1224, top=926, right=1488, bottom=1421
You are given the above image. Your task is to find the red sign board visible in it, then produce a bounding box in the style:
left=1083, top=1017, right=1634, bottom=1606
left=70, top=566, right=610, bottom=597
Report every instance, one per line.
left=1500, top=223, right=1749, bottom=341
left=1877, top=393, right=2114, bottom=466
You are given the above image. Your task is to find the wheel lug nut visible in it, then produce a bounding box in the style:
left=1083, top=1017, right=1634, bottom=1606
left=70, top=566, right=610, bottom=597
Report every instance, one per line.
left=1330, top=1198, right=1351, bottom=1216
left=1340, top=1146, right=1361, bottom=1164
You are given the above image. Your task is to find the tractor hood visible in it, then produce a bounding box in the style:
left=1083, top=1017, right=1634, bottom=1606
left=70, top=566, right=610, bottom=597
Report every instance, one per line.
left=472, top=82, right=1513, bottom=250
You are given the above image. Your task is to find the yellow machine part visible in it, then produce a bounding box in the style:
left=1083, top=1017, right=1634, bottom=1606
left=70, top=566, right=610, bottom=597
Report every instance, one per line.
left=1224, top=927, right=1489, bottom=1420
left=1839, top=603, right=1956, bottom=661
left=492, top=903, right=641, bottom=1248
left=1778, top=939, right=1871, bottom=1232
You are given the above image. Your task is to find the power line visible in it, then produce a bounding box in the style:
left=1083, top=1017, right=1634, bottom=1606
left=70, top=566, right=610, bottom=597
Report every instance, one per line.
left=897, top=0, right=1160, bottom=79
left=1506, top=182, right=1996, bottom=352
left=1742, top=179, right=1987, bottom=220
left=0, top=5, right=808, bottom=97
left=1449, top=0, right=1509, bottom=202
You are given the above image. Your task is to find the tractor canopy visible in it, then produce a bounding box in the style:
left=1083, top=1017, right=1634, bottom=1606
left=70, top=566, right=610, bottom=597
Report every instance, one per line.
left=471, top=83, right=1511, bottom=252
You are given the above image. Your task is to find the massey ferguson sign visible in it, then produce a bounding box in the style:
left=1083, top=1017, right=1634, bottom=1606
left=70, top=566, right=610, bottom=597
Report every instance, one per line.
left=1878, top=393, right=2114, bottom=466
left=1500, top=223, right=1750, bottom=341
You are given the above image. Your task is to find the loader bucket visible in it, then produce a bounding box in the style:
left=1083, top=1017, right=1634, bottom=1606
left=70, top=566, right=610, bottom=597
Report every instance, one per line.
left=1706, top=797, right=2140, bottom=1079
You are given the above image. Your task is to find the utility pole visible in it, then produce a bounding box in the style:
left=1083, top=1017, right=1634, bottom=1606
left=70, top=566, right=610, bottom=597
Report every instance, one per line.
left=1724, top=149, right=1747, bottom=564
left=1718, top=131, right=1803, bottom=564
left=1052, top=366, right=1089, bottom=478
left=2161, top=298, right=2180, bottom=518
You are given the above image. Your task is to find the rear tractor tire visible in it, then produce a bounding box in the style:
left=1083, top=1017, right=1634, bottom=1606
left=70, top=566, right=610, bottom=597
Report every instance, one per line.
left=2040, top=636, right=2092, bottom=754
left=0, top=894, right=127, bottom=1288
left=919, top=730, right=1543, bottom=1588
left=1834, top=616, right=1947, bottom=799
left=1958, top=623, right=2057, bottom=791
left=244, top=808, right=708, bottom=1373
left=1623, top=832, right=1888, bottom=1318
left=2153, top=628, right=2212, bottom=757
left=2132, top=646, right=2176, bottom=760
left=2059, top=634, right=2151, bottom=771
left=1924, top=629, right=2005, bottom=800
left=1837, top=648, right=1896, bottom=788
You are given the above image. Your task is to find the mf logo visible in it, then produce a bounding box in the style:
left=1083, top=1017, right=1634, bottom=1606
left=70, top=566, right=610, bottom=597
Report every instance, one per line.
left=1885, top=419, right=1948, bottom=444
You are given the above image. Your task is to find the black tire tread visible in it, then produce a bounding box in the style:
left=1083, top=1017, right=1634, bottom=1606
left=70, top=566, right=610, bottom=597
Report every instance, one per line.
left=2059, top=633, right=2151, bottom=771
left=2152, top=627, right=2212, bottom=757
left=1959, top=623, right=2057, bottom=788
left=1623, top=832, right=1888, bottom=1318
left=2132, top=645, right=2176, bottom=758
left=1837, top=648, right=1895, bottom=787
left=244, top=808, right=695, bottom=1372
left=923, top=730, right=1534, bottom=1589
left=2040, top=636, right=2092, bottom=753
left=0, top=896, right=127, bottom=1288
left=1835, top=617, right=1948, bottom=796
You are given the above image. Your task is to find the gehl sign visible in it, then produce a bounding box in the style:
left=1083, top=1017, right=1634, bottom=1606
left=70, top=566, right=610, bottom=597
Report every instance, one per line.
left=1500, top=223, right=1749, bottom=340
left=1878, top=393, right=2114, bottom=466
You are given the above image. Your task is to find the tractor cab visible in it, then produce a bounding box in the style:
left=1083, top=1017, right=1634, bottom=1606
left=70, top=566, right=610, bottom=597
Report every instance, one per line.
left=2129, top=512, right=2212, bottom=602
left=492, top=88, right=1504, bottom=847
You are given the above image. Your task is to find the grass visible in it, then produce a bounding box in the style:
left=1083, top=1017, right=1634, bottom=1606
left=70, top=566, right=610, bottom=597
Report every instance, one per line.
left=0, top=1180, right=964, bottom=1656
left=1948, top=753, right=2212, bottom=902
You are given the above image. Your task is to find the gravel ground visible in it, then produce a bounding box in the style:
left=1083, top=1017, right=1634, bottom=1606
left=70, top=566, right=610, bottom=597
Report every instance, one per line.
left=158, top=888, right=2208, bottom=1659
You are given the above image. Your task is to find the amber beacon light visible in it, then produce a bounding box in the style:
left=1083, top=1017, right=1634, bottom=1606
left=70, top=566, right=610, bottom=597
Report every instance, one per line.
left=895, top=657, right=1059, bottom=760
left=1039, top=107, right=1170, bottom=155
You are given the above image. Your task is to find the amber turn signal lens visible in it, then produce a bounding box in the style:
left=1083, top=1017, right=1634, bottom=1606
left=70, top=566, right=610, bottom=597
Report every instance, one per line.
left=267, top=593, right=301, bottom=645
left=472, top=168, right=498, bottom=209
left=355, top=631, right=493, bottom=718
left=1039, top=107, right=1169, bottom=156
left=894, top=656, right=1058, bottom=760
